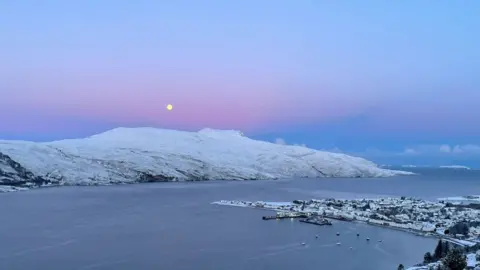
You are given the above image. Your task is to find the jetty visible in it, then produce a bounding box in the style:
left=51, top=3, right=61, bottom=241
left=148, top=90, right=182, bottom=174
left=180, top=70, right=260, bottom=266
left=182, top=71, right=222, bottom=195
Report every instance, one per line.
left=262, top=212, right=309, bottom=220
left=299, top=216, right=332, bottom=226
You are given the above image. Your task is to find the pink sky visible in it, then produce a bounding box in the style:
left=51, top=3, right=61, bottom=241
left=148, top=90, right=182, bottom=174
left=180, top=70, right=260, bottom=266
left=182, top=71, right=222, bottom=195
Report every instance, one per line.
left=0, top=0, right=479, bottom=143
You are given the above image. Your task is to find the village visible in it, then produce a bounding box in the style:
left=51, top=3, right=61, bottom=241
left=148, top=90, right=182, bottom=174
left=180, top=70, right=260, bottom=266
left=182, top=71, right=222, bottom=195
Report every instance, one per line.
left=213, top=197, right=480, bottom=269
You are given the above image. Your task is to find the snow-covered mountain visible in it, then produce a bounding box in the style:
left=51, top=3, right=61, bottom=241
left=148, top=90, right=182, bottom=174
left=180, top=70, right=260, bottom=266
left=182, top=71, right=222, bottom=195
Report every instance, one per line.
left=398, top=164, right=472, bottom=170
left=0, top=127, right=412, bottom=192
left=439, top=165, right=471, bottom=170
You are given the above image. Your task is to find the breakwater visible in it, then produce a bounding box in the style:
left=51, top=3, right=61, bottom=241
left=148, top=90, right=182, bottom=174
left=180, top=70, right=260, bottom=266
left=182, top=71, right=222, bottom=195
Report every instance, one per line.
left=262, top=212, right=309, bottom=220
left=299, top=217, right=332, bottom=226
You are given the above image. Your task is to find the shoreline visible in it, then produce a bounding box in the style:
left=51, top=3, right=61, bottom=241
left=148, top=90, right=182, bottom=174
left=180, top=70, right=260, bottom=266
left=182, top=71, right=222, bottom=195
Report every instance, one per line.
left=0, top=171, right=416, bottom=194
left=212, top=199, right=480, bottom=247
left=214, top=199, right=480, bottom=268
left=213, top=201, right=440, bottom=239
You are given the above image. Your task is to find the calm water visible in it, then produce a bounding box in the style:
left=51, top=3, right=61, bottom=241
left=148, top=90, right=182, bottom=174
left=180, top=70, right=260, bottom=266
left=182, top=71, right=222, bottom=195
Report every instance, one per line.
left=1, top=168, right=479, bottom=270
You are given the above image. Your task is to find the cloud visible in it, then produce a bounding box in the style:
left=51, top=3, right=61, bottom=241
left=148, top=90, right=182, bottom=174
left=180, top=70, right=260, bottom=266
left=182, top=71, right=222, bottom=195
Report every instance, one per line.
left=402, top=144, right=480, bottom=156
left=451, top=144, right=480, bottom=154
left=403, top=148, right=419, bottom=155
left=326, top=144, right=480, bottom=168
left=337, top=144, right=480, bottom=160
left=273, top=138, right=307, bottom=147
left=271, top=139, right=480, bottom=166
left=439, top=144, right=451, bottom=153
left=350, top=144, right=480, bottom=158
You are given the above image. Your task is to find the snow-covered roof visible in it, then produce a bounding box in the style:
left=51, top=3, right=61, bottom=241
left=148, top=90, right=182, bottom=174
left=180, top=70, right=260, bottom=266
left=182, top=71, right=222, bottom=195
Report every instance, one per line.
left=468, top=253, right=476, bottom=267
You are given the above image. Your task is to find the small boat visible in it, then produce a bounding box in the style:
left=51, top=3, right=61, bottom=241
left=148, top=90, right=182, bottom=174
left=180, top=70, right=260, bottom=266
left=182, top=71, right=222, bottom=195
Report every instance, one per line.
left=366, top=238, right=370, bottom=241
left=315, top=235, right=318, bottom=238
left=378, top=240, right=382, bottom=242
left=301, top=242, right=306, bottom=246
left=336, top=232, right=340, bottom=236
left=356, top=233, right=360, bottom=237
left=349, top=247, right=353, bottom=250
left=336, top=242, right=341, bottom=245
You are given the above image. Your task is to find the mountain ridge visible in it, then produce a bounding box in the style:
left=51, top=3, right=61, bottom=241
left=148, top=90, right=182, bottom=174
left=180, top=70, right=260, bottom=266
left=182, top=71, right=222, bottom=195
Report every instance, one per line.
left=0, top=127, right=412, bottom=192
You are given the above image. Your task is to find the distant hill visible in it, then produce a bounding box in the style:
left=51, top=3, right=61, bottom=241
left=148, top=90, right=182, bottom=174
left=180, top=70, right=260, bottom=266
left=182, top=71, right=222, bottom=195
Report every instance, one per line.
left=0, top=127, right=412, bottom=192
left=439, top=165, right=471, bottom=170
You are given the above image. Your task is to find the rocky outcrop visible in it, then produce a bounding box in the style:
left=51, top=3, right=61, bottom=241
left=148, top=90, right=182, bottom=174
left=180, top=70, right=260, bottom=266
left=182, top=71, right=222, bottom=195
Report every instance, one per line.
left=0, top=152, right=60, bottom=188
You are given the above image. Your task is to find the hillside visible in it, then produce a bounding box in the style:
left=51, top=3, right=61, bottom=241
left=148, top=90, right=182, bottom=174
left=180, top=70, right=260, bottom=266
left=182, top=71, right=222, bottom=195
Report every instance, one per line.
left=0, top=127, right=412, bottom=192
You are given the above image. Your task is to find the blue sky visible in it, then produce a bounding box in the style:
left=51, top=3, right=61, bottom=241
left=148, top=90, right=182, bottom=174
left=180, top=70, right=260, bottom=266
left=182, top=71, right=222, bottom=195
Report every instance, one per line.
left=0, top=1, right=479, bottom=167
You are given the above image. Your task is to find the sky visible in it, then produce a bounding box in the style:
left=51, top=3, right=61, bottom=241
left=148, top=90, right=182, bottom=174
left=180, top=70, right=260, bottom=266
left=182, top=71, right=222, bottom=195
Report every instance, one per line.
left=1, top=1, right=479, bottom=166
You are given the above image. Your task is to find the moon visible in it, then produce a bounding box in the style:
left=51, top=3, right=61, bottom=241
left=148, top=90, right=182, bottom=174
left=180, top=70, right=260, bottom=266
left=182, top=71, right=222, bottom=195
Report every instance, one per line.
left=166, top=104, right=173, bottom=111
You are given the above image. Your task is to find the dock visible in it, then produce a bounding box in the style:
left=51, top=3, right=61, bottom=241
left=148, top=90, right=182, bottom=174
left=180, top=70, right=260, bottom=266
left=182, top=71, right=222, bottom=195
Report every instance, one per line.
left=262, top=212, right=309, bottom=220
left=324, top=214, right=354, bottom=222
left=299, top=217, right=332, bottom=226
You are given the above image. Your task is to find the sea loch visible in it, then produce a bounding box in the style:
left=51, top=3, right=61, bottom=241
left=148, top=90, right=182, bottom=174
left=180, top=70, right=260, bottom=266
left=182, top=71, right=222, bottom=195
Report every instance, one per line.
left=1, top=168, right=478, bottom=270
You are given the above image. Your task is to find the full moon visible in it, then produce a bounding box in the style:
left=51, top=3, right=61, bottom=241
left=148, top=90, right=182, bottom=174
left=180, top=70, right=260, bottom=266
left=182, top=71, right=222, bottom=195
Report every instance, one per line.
left=166, top=104, right=173, bottom=111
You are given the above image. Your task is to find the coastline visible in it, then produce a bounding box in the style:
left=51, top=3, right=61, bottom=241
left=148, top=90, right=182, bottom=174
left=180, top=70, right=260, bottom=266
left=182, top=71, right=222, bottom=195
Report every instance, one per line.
left=213, top=197, right=480, bottom=268
left=213, top=200, right=441, bottom=240
left=0, top=168, right=415, bottom=194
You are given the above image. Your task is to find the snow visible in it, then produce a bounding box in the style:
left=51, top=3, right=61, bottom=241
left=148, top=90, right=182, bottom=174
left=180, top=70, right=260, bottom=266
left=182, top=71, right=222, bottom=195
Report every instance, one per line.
left=467, top=253, right=476, bottom=267
left=0, top=185, right=29, bottom=192
left=444, top=238, right=477, bottom=247
left=399, top=165, right=472, bottom=170
left=439, top=165, right=471, bottom=170
left=406, top=262, right=441, bottom=270
left=0, top=127, right=412, bottom=190
left=262, top=202, right=292, bottom=206
left=438, top=195, right=480, bottom=203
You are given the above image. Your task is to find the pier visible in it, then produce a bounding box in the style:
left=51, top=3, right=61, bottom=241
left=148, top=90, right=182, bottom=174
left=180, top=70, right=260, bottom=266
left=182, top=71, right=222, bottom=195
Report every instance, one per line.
left=299, top=217, right=332, bottom=226
left=262, top=212, right=332, bottom=226
left=262, top=212, right=309, bottom=220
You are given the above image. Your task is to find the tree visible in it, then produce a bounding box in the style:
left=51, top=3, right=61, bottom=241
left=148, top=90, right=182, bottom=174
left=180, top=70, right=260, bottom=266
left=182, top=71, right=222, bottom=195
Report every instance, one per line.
left=434, top=240, right=443, bottom=260
left=443, top=241, right=450, bottom=258
left=397, top=264, right=404, bottom=270
left=436, top=264, right=447, bottom=270
left=424, top=252, right=433, bottom=264
left=442, top=248, right=467, bottom=270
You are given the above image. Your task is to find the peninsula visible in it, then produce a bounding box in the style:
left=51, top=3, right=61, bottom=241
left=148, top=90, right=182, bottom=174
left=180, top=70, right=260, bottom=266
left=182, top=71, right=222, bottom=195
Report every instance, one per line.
left=0, top=127, right=411, bottom=192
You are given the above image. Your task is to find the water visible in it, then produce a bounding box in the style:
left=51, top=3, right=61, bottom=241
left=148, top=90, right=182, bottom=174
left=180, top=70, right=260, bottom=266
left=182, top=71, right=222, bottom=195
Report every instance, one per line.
left=1, top=168, right=479, bottom=270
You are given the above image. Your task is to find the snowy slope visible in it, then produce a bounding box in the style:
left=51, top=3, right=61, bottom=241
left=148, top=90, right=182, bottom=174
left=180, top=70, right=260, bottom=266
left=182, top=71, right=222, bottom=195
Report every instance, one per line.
left=0, top=127, right=412, bottom=191
left=439, top=165, right=471, bottom=170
